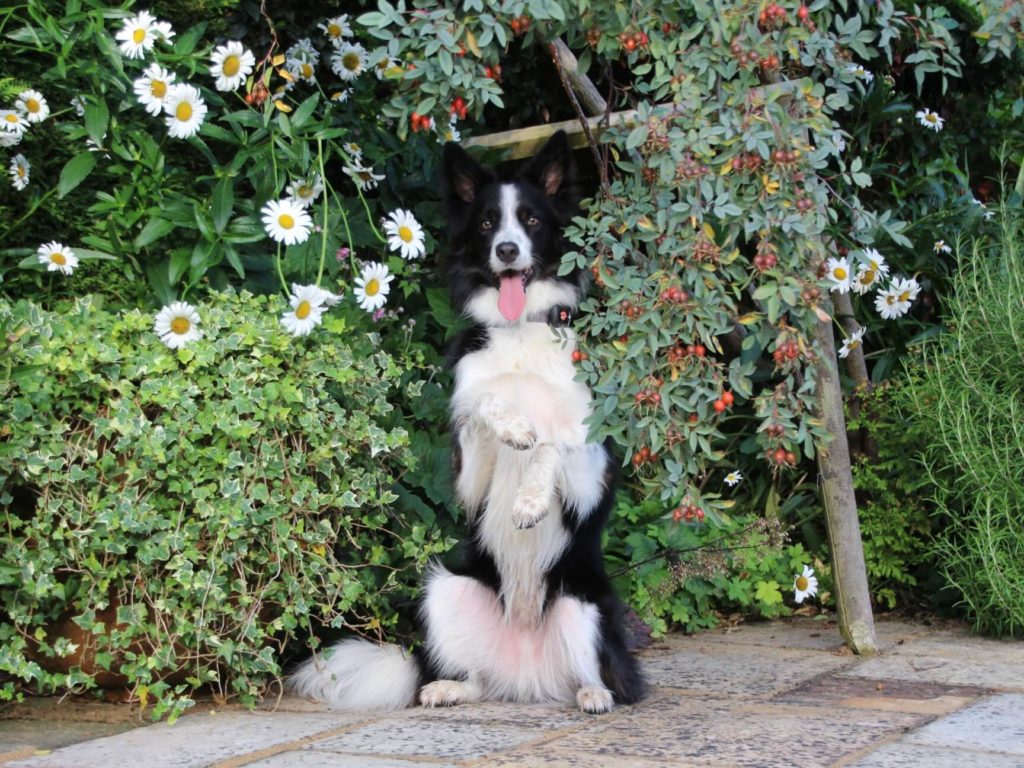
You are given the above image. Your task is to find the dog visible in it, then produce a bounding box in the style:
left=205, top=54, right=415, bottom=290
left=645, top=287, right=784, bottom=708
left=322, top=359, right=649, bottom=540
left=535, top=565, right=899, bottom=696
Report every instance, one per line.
left=289, top=130, right=645, bottom=714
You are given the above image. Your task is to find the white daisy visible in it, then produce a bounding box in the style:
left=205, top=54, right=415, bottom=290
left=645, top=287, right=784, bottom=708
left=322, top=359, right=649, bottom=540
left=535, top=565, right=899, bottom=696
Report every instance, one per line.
left=70, top=95, right=86, bottom=117
left=825, top=256, right=852, bottom=294
left=354, top=262, right=392, bottom=312
left=874, top=276, right=920, bottom=320
left=162, top=83, right=207, bottom=139
left=151, top=20, right=175, bottom=44
left=724, top=470, right=743, bottom=487
left=261, top=198, right=313, bottom=245
left=9, top=153, right=30, bottom=191
left=281, top=284, right=327, bottom=337
left=286, top=174, right=324, bottom=208
left=915, top=108, right=944, bottom=132
left=16, top=89, right=49, bottom=123
left=933, top=240, right=952, bottom=254
left=0, top=109, right=29, bottom=135
left=116, top=10, right=157, bottom=59
left=383, top=208, right=426, bottom=260
left=319, top=15, right=352, bottom=45
left=368, top=48, right=400, bottom=80
left=154, top=301, right=203, bottom=349
left=286, top=38, right=319, bottom=65
left=846, top=64, right=874, bottom=83
left=793, top=565, right=819, bottom=603
left=36, top=241, right=78, bottom=275
left=210, top=41, right=255, bottom=92
left=330, top=42, right=367, bottom=81
left=343, top=161, right=384, bottom=191
left=838, top=328, right=865, bottom=359
left=133, top=64, right=176, bottom=116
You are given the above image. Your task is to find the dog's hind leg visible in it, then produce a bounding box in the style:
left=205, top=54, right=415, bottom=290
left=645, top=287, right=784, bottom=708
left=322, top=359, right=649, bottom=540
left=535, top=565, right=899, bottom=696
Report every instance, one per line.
left=511, top=442, right=559, bottom=529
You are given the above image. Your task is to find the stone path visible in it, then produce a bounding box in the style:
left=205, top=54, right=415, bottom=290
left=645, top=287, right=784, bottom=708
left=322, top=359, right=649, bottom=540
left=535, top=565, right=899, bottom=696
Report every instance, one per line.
left=2, top=616, right=1023, bottom=767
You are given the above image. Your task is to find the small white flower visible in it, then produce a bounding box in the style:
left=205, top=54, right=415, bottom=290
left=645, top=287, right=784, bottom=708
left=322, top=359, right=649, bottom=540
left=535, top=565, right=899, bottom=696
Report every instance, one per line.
left=162, top=83, right=207, bottom=139
left=286, top=38, right=320, bottom=65
left=354, top=262, right=392, bottom=312
left=874, top=276, right=920, bottom=320
left=915, top=108, right=944, bottom=132
left=825, top=257, right=852, bottom=294
left=344, top=161, right=384, bottom=191
left=116, top=10, right=157, bottom=59
left=330, top=42, right=367, bottom=81
left=36, top=241, right=78, bottom=274
left=210, top=41, right=255, bottom=92
left=16, top=89, right=49, bottom=123
left=724, top=470, right=743, bottom=487
left=319, top=15, right=352, bottom=45
left=261, top=198, right=313, bottom=245
left=286, top=174, right=324, bottom=208
left=134, top=64, right=176, bottom=116
left=933, top=240, right=952, bottom=254
left=838, top=328, right=865, bottom=359
left=154, top=301, right=203, bottom=349
left=0, top=109, right=29, bottom=135
left=368, top=48, right=400, bottom=80
left=794, top=565, right=819, bottom=603
left=70, top=96, right=86, bottom=117
left=281, top=284, right=327, bottom=337
left=383, top=208, right=426, bottom=260
left=846, top=64, right=874, bottom=83
left=9, top=153, right=30, bottom=191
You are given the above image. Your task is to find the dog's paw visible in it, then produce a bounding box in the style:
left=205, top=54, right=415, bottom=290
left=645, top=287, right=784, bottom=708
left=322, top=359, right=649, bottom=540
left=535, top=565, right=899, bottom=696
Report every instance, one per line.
left=494, top=414, right=537, bottom=451
left=511, top=487, right=550, bottom=529
left=576, top=686, right=614, bottom=714
left=420, top=680, right=467, bottom=708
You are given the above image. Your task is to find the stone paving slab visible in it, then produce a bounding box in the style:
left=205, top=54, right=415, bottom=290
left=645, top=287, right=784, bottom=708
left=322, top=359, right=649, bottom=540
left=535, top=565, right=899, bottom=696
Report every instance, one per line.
left=4, top=711, right=370, bottom=768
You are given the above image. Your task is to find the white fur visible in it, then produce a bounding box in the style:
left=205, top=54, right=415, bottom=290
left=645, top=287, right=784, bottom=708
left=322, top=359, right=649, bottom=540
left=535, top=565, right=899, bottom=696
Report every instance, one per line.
left=490, top=184, right=533, bottom=273
left=287, top=639, right=419, bottom=711
left=421, top=567, right=609, bottom=706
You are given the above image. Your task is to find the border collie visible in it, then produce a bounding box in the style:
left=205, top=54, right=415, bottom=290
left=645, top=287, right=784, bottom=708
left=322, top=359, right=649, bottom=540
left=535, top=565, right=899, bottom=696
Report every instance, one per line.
left=289, top=131, right=645, bottom=714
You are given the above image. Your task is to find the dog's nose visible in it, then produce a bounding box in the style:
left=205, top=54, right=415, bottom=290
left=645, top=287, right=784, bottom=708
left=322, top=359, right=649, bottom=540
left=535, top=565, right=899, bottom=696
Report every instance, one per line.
left=495, top=242, right=519, bottom=264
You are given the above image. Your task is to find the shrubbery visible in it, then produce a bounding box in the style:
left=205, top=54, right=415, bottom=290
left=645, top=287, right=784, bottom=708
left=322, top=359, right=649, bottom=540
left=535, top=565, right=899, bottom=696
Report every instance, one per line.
left=0, top=291, right=450, bottom=718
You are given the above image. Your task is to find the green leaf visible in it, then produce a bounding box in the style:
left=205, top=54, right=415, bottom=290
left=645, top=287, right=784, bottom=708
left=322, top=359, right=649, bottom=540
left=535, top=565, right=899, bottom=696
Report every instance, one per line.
left=57, top=152, right=97, bottom=198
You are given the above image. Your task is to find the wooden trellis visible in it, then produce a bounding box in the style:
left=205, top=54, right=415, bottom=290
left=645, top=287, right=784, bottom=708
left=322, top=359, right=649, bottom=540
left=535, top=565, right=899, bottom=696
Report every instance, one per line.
left=464, top=41, right=878, bottom=655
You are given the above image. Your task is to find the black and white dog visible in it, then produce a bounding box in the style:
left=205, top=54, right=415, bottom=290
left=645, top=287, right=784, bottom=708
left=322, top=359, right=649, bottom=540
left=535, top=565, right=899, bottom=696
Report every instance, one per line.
left=290, top=131, right=645, bottom=714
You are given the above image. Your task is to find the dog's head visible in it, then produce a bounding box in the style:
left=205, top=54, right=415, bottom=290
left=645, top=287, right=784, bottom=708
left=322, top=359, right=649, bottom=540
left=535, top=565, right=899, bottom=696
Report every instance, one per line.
left=442, top=131, right=582, bottom=326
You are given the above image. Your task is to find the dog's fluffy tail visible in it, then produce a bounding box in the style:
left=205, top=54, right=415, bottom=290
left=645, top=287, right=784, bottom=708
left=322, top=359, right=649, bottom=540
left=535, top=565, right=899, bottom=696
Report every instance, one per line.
left=288, top=639, right=421, bottom=711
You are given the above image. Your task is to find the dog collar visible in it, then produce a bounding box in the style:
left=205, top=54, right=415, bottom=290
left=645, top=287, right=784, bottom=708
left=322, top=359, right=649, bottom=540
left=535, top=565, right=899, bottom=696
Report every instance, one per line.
left=528, top=304, right=576, bottom=327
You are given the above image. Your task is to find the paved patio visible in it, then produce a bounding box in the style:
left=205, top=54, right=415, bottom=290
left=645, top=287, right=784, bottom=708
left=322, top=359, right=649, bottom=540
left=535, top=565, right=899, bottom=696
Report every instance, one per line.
left=2, top=616, right=1023, bottom=767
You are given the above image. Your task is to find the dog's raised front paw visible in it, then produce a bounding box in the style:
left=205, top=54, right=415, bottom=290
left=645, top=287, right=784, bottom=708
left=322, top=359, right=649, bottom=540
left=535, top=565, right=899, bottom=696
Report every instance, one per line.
left=511, top=487, right=550, bottom=529
left=576, top=685, right=614, bottom=714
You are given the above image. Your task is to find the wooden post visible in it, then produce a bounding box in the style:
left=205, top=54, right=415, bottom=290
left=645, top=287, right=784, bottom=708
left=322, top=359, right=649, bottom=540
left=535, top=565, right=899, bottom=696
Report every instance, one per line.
left=813, top=295, right=878, bottom=655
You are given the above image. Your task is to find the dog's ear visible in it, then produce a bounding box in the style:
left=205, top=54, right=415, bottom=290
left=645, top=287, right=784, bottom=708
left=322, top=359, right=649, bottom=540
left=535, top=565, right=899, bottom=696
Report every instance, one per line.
left=443, top=142, right=492, bottom=205
left=521, top=130, right=574, bottom=197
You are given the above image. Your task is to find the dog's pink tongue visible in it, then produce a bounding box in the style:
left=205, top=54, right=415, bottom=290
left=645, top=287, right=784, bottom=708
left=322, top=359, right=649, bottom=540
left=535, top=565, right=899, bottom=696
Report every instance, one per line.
left=498, top=274, right=526, bottom=322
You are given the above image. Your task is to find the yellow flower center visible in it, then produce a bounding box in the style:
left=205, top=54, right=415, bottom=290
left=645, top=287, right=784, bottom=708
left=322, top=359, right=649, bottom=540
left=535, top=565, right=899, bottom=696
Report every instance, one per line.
left=171, top=316, right=190, bottom=334
left=176, top=101, right=193, bottom=122
left=26, top=99, right=40, bottom=113
left=301, top=63, right=313, bottom=78
left=222, top=54, right=240, bottom=77
left=295, top=300, right=311, bottom=320
left=132, top=27, right=146, bottom=44
left=50, top=251, right=66, bottom=265
left=833, top=267, right=847, bottom=280
left=795, top=576, right=809, bottom=591
left=151, top=79, right=167, bottom=98
left=343, top=52, right=360, bottom=71
left=278, top=213, right=295, bottom=229
left=398, top=225, right=414, bottom=243
left=328, top=23, right=342, bottom=37
left=365, top=278, right=380, bottom=296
